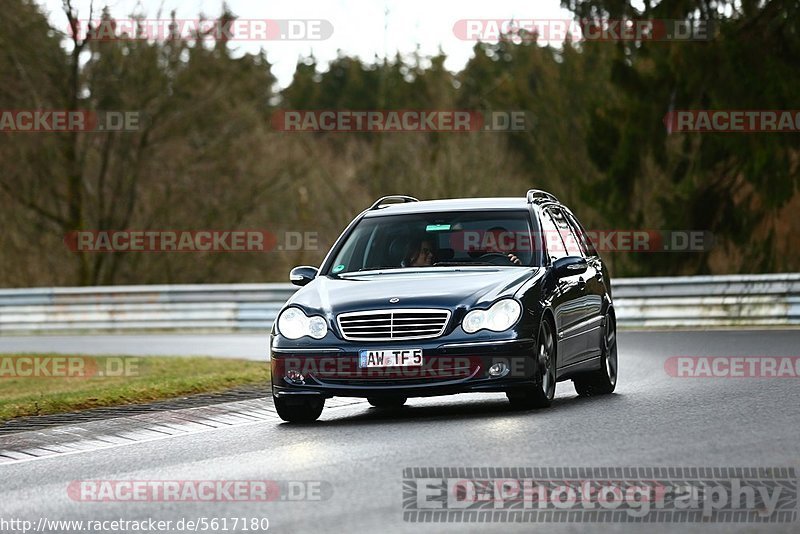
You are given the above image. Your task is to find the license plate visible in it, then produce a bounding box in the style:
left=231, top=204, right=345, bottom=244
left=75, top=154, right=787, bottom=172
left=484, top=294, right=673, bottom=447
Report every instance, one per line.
left=359, top=348, right=423, bottom=368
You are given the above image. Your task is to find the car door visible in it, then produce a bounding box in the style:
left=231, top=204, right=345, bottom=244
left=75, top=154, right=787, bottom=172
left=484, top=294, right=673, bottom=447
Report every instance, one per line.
left=564, top=210, right=606, bottom=358
left=549, top=207, right=603, bottom=363
left=539, top=207, right=585, bottom=367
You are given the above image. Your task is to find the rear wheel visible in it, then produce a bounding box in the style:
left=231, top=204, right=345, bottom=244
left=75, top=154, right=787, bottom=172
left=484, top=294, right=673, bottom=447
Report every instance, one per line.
left=507, top=319, right=556, bottom=409
left=273, top=396, right=325, bottom=423
left=573, top=313, right=618, bottom=396
left=367, top=396, right=407, bottom=408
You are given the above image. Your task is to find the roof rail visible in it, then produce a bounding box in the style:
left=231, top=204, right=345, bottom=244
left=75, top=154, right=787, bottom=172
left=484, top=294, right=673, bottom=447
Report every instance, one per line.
left=526, top=189, right=559, bottom=204
left=369, top=195, right=420, bottom=210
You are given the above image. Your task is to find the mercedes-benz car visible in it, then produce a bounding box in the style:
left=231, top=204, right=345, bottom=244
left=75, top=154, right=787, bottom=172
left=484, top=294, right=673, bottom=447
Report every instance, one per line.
left=270, top=190, right=618, bottom=422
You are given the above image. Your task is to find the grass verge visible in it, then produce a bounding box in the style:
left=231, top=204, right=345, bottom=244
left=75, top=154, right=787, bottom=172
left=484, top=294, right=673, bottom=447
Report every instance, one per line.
left=0, top=354, right=269, bottom=422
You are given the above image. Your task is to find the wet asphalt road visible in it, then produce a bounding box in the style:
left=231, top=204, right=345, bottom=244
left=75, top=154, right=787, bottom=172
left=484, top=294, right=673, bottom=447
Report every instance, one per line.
left=0, top=330, right=798, bottom=533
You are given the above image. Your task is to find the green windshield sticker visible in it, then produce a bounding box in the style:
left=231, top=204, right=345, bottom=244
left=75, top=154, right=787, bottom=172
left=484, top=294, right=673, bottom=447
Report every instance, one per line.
left=426, top=224, right=451, bottom=231
left=332, top=264, right=345, bottom=273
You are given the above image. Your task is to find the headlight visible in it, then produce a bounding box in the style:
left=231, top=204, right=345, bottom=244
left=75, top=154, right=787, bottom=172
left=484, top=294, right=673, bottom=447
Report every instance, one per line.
left=462, top=299, right=522, bottom=334
left=277, top=307, right=328, bottom=340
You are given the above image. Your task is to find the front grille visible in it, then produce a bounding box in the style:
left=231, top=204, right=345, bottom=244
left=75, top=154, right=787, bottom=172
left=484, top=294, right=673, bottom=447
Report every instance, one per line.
left=337, top=309, right=451, bottom=341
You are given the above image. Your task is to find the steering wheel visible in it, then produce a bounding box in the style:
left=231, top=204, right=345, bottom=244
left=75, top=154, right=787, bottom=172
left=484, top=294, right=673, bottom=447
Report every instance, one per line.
left=478, top=252, right=517, bottom=266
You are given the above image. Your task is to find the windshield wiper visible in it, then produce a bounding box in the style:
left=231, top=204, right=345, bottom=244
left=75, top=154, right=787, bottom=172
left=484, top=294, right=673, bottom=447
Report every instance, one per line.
left=433, top=262, right=495, bottom=267
left=354, top=266, right=404, bottom=272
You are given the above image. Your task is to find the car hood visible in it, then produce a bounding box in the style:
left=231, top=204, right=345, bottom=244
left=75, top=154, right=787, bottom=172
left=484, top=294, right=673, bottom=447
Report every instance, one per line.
left=287, top=267, right=542, bottom=316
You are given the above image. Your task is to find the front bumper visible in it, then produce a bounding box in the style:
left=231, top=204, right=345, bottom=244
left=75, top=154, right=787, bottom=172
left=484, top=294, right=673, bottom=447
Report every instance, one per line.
left=271, top=337, right=537, bottom=399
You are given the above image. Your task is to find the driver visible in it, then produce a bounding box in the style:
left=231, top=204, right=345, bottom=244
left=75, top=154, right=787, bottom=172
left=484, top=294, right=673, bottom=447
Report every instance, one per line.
left=480, top=227, right=523, bottom=265
left=402, top=235, right=436, bottom=267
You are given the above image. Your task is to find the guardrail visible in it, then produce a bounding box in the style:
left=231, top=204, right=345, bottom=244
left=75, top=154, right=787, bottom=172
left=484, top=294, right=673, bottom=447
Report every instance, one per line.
left=0, top=284, right=296, bottom=333
left=612, top=273, right=800, bottom=327
left=0, top=273, right=798, bottom=333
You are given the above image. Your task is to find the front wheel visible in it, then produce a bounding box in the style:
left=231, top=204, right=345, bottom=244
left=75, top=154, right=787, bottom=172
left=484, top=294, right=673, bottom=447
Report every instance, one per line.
left=274, top=396, right=325, bottom=423
left=507, top=319, right=556, bottom=409
left=573, top=313, right=618, bottom=396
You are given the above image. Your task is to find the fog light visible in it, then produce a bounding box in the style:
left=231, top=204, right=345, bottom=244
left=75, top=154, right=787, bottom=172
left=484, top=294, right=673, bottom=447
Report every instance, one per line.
left=285, top=370, right=305, bottom=383
left=488, top=362, right=508, bottom=378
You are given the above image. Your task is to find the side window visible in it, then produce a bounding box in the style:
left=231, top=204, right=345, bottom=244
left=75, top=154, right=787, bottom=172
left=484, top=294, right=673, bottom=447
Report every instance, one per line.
left=539, top=209, right=568, bottom=261
left=550, top=208, right=583, bottom=257
left=565, top=211, right=598, bottom=257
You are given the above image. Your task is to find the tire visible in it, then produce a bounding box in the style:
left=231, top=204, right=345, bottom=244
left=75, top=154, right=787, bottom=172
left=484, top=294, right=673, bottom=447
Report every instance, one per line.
left=367, top=396, right=407, bottom=408
left=506, top=319, right=556, bottom=409
left=573, top=313, right=618, bottom=396
left=273, top=396, right=325, bottom=423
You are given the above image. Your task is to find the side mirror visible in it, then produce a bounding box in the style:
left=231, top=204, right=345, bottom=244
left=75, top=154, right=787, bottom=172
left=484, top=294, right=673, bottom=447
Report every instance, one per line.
left=553, top=256, right=588, bottom=277
left=289, top=266, right=318, bottom=287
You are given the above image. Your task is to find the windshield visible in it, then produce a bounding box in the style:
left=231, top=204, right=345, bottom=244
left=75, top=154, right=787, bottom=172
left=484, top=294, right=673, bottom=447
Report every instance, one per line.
left=326, top=210, right=537, bottom=275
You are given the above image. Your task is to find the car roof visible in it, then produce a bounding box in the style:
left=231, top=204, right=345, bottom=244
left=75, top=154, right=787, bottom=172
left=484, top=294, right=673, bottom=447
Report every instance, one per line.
left=363, top=197, right=530, bottom=217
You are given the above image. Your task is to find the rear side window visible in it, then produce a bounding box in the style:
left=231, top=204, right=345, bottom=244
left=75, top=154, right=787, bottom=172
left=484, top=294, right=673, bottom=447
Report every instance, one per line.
left=539, top=209, right=568, bottom=261
left=565, top=211, right=598, bottom=257
left=550, top=208, right=584, bottom=257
